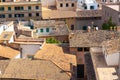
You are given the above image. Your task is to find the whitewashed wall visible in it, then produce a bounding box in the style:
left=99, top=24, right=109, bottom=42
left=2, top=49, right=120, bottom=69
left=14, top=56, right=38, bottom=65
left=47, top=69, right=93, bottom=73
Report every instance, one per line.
left=36, top=27, right=53, bottom=36
left=0, top=25, right=8, bottom=34
left=20, top=44, right=41, bottom=58
left=8, top=34, right=14, bottom=43
left=106, top=52, right=119, bottom=66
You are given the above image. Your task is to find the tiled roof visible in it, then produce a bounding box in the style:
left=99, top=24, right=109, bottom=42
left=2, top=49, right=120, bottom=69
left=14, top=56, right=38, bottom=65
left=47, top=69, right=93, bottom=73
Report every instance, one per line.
left=0, top=60, right=10, bottom=78
left=42, top=10, right=76, bottom=19
left=69, top=30, right=118, bottom=47
left=0, top=45, right=19, bottom=59
left=42, top=9, right=102, bottom=19
left=34, top=44, right=76, bottom=75
left=35, top=21, right=69, bottom=36
left=0, top=31, right=14, bottom=41
left=102, top=39, right=120, bottom=54
left=76, top=10, right=101, bottom=17
left=34, top=20, right=55, bottom=28
left=2, top=59, right=70, bottom=80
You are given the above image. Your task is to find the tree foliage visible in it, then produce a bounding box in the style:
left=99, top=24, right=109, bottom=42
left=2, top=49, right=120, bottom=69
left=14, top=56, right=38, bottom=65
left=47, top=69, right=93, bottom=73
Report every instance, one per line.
left=102, top=17, right=116, bottom=30
left=46, top=37, right=61, bottom=44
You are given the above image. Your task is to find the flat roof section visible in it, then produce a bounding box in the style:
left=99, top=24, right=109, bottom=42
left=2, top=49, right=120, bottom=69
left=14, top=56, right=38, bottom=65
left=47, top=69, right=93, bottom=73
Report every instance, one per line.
left=90, top=47, right=118, bottom=80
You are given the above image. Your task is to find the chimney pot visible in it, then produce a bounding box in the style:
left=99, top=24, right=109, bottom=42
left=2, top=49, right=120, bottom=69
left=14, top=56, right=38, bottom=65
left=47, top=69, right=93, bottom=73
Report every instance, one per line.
left=87, top=26, right=91, bottom=32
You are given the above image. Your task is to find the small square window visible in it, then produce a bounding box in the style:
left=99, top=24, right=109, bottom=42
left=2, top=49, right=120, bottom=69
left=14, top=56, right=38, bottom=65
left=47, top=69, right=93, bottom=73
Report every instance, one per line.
left=71, top=3, right=74, bottom=7
left=8, top=7, right=11, bottom=11
left=60, top=3, right=63, bottom=7
left=84, top=6, right=87, bottom=9
left=36, top=6, right=39, bottom=9
left=28, top=6, right=31, bottom=10
left=90, top=6, right=94, bottom=10
left=46, top=28, right=49, bottom=32
left=77, top=47, right=83, bottom=51
left=36, top=13, right=39, bottom=16
left=40, top=28, right=43, bottom=32
left=8, top=14, right=12, bottom=18
left=28, top=13, right=32, bottom=17
left=66, top=3, right=69, bottom=7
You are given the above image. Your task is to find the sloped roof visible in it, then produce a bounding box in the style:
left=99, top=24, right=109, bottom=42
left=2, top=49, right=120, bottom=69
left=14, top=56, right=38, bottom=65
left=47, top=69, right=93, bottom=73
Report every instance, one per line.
left=0, top=60, right=10, bottom=78
left=34, top=44, right=76, bottom=75
left=0, top=45, right=19, bottom=59
left=69, top=30, right=118, bottom=47
left=102, top=39, right=120, bottom=55
left=2, top=59, right=70, bottom=80
left=42, top=9, right=101, bottom=19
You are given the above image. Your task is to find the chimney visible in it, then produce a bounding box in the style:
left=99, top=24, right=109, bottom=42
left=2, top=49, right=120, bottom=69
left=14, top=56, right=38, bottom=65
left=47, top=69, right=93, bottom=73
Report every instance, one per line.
left=110, top=26, right=113, bottom=31
left=69, top=33, right=74, bottom=39
left=87, top=26, right=91, bottom=32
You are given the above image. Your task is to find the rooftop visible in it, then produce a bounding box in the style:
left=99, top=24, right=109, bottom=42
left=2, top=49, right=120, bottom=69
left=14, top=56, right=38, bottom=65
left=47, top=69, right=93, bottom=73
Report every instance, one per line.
left=102, top=39, right=120, bottom=54
left=0, top=45, right=19, bottom=59
left=34, top=44, right=76, bottom=75
left=42, top=7, right=101, bottom=19
left=34, top=20, right=55, bottom=27
left=1, top=59, right=71, bottom=80
left=107, top=4, right=120, bottom=11
left=69, top=30, right=115, bottom=47
left=35, top=21, right=69, bottom=36
left=90, top=47, right=118, bottom=80
left=0, top=60, right=10, bottom=77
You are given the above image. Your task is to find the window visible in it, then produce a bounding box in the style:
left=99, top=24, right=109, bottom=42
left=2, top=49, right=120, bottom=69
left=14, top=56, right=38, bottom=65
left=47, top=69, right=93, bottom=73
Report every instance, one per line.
left=36, top=6, right=39, bottom=9
left=71, top=25, right=74, bottom=30
left=14, top=7, right=24, bottom=10
left=36, top=13, right=39, bottom=16
left=28, top=13, right=32, bottom=17
left=28, top=6, right=31, bottom=10
left=0, top=7, right=4, bottom=11
left=84, top=6, right=87, bottom=9
left=46, top=28, right=49, bottom=32
left=15, top=14, right=24, bottom=17
left=40, top=28, right=43, bottom=32
left=77, top=47, right=83, bottom=51
left=8, top=14, right=12, bottom=18
left=0, top=14, right=5, bottom=18
left=90, top=6, right=94, bottom=10
left=60, top=3, right=63, bottom=7
left=21, top=7, right=24, bottom=10
left=66, top=3, right=69, bottom=7
left=84, top=47, right=89, bottom=51
left=77, top=64, right=84, bottom=78
left=71, top=3, right=74, bottom=7
left=8, top=7, right=11, bottom=11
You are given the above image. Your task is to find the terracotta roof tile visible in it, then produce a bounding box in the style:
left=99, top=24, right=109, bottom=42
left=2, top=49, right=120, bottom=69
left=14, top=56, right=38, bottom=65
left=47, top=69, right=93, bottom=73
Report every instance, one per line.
left=0, top=45, right=19, bottom=58
left=2, top=59, right=70, bottom=80
left=34, top=44, right=76, bottom=74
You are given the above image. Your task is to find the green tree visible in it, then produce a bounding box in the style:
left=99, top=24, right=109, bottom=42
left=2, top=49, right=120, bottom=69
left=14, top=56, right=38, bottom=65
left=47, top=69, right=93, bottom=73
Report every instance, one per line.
left=46, top=37, right=61, bottom=44
left=102, top=17, right=116, bottom=30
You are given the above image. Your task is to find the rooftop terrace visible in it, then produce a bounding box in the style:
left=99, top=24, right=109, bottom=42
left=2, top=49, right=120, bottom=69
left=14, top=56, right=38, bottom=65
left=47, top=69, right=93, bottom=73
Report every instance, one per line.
left=90, top=47, right=119, bottom=80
